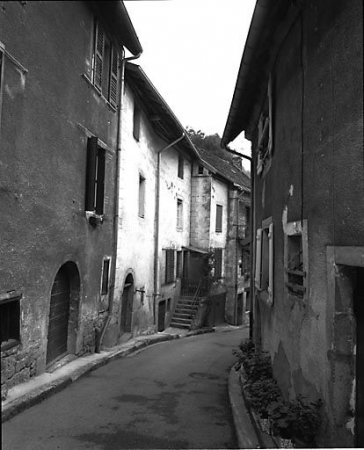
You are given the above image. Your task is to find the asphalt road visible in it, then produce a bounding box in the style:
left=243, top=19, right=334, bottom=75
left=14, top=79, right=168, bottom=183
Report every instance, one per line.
left=2, top=327, right=248, bottom=450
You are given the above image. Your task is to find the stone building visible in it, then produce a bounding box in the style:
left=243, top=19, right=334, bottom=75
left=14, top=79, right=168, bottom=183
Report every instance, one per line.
left=0, top=1, right=141, bottom=398
left=222, top=0, right=363, bottom=446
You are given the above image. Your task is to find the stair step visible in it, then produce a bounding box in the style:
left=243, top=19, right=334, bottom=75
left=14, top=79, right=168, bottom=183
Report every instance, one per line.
left=170, top=322, right=190, bottom=329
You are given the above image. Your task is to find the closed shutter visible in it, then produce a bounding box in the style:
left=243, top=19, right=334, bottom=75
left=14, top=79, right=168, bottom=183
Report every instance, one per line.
left=95, top=148, right=105, bottom=215
left=94, top=22, right=104, bottom=92
left=165, top=249, right=175, bottom=283
left=109, top=46, right=118, bottom=107
left=214, top=248, right=223, bottom=279
left=85, top=137, right=98, bottom=211
left=255, top=228, right=262, bottom=288
left=216, top=205, right=223, bottom=232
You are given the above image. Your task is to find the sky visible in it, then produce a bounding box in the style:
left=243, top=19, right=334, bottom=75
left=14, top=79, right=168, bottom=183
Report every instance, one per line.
left=124, top=0, right=256, bottom=167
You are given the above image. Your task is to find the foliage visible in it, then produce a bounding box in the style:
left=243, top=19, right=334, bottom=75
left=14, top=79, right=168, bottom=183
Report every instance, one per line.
left=233, top=339, right=323, bottom=445
left=186, top=127, right=222, bottom=153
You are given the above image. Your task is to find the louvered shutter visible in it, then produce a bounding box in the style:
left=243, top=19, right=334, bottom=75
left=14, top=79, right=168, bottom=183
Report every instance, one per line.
left=216, top=205, right=223, bottom=232
left=85, top=137, right=98, bottom=211
left=95, top=149, right=105, bottom=215
left=165, top=249, right=175, bottom=283
left=94, top=22, right=104, bottom=92
left=109, top=47, right=118, bottom=107
left=214, top=248, right=223, bottom=279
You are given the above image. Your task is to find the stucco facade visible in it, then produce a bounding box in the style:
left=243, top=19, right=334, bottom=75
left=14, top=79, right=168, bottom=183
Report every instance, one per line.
left=222, top=0, right=363, bottom=446
left=0, top=1, right=142, bottom=397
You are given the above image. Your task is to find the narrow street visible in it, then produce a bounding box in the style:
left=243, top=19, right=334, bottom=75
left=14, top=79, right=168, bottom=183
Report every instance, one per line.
left=2, top=327, right=247, bottom=450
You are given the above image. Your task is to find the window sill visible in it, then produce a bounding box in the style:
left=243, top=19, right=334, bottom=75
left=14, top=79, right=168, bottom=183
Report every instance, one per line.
left=86, top=211, right=104, bottom=227
left=1, top=339, right=20, bottom=352
left=81, top=74, right=117, bottom=113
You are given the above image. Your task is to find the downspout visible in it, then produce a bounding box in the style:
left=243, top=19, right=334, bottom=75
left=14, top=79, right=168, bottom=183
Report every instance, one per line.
left=153, top=133, right=185, bottom=326
left=96, top=50, right=142, bottom=352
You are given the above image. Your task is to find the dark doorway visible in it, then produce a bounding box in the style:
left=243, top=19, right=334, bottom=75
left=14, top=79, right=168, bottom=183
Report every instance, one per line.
left=158, top=300, right=166, bottom=332
left=120, top=274, right=134, bottom=334
left=354, top=267, right=364, bottom=448
left=47, top=266, right=70, bottom=366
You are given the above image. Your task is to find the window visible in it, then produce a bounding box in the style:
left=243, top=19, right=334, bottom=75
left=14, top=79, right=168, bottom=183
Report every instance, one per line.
left=92, top=20, right=119, bottom=107
left=240, top=246, right=251, bottom=277
left=284, top=220, right=307, bottom=298
left=1, top=292, right=21, bottom=351
left=176, top=251, right=183, bottom=278
left=165, top=249, right=175, bottom=283
left=138, top=174, right=145, bottom=218
left=85, top=136, right=106, bottom=215
left=198, top=165, right=204, bottom=175
left=178, top=155, right=184, bottom=179
left=177, top=199, right=183, bottom=230
left=101, top=258, right=111, bottom=295
left=216, top=205, right=223, bottom=232
left=214, top=248, right=223, bottom=279
left=255, top=218, right=274, bottom=305
left=257, top=74, right=273, bottom=177
left=133, top=102, right=141, bottom=141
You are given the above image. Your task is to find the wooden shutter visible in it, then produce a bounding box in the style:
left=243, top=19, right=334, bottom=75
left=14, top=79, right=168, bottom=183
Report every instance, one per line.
left=109, top=46, right=118, bottom=108
left=268, top=223, right=274, bottom=305
left=165, top=249, right=175, bottom=283
left=216, top=205, right=223, bottom=232
left=95, top=148, right=105, bottom=215
left=94, top=21, right=104, bottom=92
left=255, top=228, right=262, bottom=288
left=214, top=248, right=223, bottom=279
left=85, top=137, right=98, bottom=211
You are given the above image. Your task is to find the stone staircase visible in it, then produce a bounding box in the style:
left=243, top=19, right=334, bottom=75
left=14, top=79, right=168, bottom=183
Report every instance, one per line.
left=169, top=296, right=199, bottom=329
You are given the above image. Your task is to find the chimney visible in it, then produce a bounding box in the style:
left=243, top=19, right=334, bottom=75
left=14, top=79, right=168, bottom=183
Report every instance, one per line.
left=232, top=156, right=243, bottom=171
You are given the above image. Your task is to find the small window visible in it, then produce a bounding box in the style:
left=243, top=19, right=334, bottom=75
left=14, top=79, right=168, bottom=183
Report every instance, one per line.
left=138, top=174, right=145, bottom=218
left=198, top=165, right=204, bottom=175
left=1, top=292, right=21, bottom=351
left=92, top=20, right=119, bottom=107
left=101, top=258, right=111, bottom=295
left=177, top=199, right=183, bottom=230
left=284, top=220, right=307, bottom=298
left=85, top=137, right=106, bottom=215
left=176, top=251, right=183, bottom=278
left=255, top=219, right=274, bottom=305
left=133, top=102, right=141, bottom=141
left=165, top=249, right=175, bottom=284
left=214, top=248, right=223, bottom=279
left=216, top=205, right=223, bottom=232
left=178, top=155, right=184, bottom=179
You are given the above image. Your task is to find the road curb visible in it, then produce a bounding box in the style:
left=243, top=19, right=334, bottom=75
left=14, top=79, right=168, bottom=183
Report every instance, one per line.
left=2, top=329, right=215, bottom=423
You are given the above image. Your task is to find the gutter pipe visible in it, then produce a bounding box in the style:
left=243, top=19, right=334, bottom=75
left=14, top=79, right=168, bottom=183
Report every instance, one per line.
left=96, top=50, right=142, bottom=352
left=153, top=133, right=186, bottom=326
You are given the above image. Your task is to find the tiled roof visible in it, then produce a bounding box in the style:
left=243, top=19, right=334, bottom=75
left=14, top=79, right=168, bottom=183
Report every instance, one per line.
left=196, top=146, right=251, bottom=192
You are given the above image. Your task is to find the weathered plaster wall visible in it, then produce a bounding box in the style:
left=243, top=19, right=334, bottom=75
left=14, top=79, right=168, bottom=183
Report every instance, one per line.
left=0, top=1, right=119, bottom=394
left=252, top=1, right=363, bottom=446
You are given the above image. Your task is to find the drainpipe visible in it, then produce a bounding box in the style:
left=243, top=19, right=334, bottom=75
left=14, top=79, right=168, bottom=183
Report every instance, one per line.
left=96, top=50, right=142, bottom=353
left=153, top=133, right=186, bottom=326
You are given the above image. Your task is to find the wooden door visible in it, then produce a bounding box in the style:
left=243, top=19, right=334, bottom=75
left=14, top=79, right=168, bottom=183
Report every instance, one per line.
left=121, top=279, right=133, bottom=334
left=46, top=266, right=70, bottom=366
left=158, top=300, right=166, bottom=332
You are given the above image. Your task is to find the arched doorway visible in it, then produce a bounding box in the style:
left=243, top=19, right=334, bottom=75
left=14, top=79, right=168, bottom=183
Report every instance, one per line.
left=120, top=274, right=134, bottom=335
left=46, top=262, right=80, bottom=367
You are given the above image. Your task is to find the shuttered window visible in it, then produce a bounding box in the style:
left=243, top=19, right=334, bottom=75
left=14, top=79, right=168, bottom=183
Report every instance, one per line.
left=177, top=199, right=183, bottom=230
left=165, top=249, right=175, bottom=283
left=93, top=20, right=119, bottom=107
left=178, top=155, right=184, bottom=179
left=216, top=205, right=223, bottom=232
left=214, top=248, right=223, bottom=279
left=133, top=102, right=141, bottom=141
left=139, top=174, right=145, bottom=218
left=85, top=137, right=106, bottom=215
